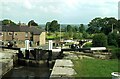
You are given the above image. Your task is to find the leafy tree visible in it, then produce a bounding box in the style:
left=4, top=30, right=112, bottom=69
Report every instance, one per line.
left=86, top=26, right=97, bottom=34
left=28, top=20, right=38, bottom=26
left=79, top=24, right=85, bottom=33
left=92, top=33, right=107, bottom=47
left=66, top=25, right=73, bottom=32
left=87, top=17, right=102, bottom=34
left=101, top=17, right=118, bottom=35
left=2, top=19, right=17, bottom=26
left=50, top=20, right=60, bottom=32
left=45, top=20, right=60, bottom=32
left=87, top=17, right=118, bottom=35
left=45, top=22, right=51, bottom=32
left=73, top=26, right=78, bottom=32
left=82, top=32, right=89, bottom=39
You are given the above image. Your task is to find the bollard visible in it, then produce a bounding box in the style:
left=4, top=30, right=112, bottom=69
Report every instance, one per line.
left=25, top=40, right=29, bottom=50
left=111, top=72, right=120, bottom=79
left=49, top=40, right=53, bottom=50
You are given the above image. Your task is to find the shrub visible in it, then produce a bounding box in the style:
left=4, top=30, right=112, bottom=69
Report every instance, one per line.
left=116, top=34, right=120, bottom=47
left=108, top=32, right=118, bottom=47
left=110, top=48, right=120, bottom=59
left=92, top=33, right=107, bottom=47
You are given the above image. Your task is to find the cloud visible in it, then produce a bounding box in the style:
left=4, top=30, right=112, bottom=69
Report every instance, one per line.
left=23, top=0, right=33, bottom=9
left=1, top=0, right=119, bottom=24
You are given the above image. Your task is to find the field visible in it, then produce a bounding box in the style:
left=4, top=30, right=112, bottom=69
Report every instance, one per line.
left=72, top=59, right=120, bottom=78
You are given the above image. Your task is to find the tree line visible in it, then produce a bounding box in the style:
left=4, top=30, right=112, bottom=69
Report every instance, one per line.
left=1, top=19, right=39, bottom=26
left=44, top=17, right=120, bottom=48
left=1, top=17, right=120, bottom=47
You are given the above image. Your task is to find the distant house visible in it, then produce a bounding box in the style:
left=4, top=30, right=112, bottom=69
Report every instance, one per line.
left=0, top=25, right=46, bottom=45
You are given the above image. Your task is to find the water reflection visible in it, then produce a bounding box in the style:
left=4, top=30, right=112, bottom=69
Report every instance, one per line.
left=2, top=63, right=51, bottom=79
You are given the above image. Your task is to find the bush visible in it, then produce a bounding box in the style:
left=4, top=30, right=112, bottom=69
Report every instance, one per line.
left=111, top=48, right=120, bottom=59
left=108, top=32, right=118, bottom=47
left=73, top=33, right=80, bottom=39
left=108, top=32, right=120, bottom=48
left=92, top=33, right=107, bottom=47
left=116, top=34, right=120, bottom=47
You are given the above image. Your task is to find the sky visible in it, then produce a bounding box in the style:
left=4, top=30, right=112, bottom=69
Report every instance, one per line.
left=0, top=0, right=119, bottom=24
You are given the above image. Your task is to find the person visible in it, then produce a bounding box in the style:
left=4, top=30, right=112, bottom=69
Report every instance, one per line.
left=1, top=41, right=4, bottom=46
left=37, top=41, right=39, bottom=46
left=29, top=41, right=32, bottom=47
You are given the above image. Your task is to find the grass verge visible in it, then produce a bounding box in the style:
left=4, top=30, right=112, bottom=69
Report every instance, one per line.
left=72, top=59, right=120, bottom=78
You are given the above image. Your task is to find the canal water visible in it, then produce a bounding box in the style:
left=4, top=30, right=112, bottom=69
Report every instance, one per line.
left=1, top=50, right=60, bottom=79
left=2, top=61, right=53, bottom=79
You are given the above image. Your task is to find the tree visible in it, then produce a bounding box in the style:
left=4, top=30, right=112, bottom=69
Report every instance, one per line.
left=92, top=33, right=107, bottom=47
left=87, top=17, right=102, bottom=34
left=50, top=20, right=60, bottom=32
left=82, top=32, right=89, bottom=39
left=79, top=24, right=85, bottom=33
left=101, top=17, right=118, bottom=35
left=45, top=22, right=51, bottom=32
left=66, top=25, right=73, bottom=32
left=45, top=20, right=60, bottom=32
left=86, top=17, right=118, bottom=35
left=28, top=20, right=38, bottom=26
left=73, top=26, right=78, bottom=32
left=2, top=19, right=17, bottom=26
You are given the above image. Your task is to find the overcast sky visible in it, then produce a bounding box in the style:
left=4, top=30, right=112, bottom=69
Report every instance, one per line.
left=0, top=0, right=119, bottom=24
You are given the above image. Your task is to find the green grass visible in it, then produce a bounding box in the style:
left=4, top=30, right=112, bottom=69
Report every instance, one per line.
left=73, top=59, right=119, bottom=78
left=46, top=35, right=55, bottom=39
left=46, top=32, right=63, bottom=40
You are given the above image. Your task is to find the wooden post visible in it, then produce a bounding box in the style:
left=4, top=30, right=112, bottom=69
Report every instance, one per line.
left=48, top=50, right=52, bottom=61
left=18, top=50, right=24, bottom=58
left=25, top=50, right=29, bottom=59
left=47, top=50, right=52, bottom=67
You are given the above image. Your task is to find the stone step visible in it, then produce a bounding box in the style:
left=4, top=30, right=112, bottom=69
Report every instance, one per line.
left=54, top=59, right=74, bottom=67
left=50, top=59, right=76, bottom=79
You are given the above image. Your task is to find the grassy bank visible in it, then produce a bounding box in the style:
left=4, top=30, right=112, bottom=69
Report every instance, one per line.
left=46, top=32, right=64, bottom=40
left=73, top=59, right=119, bottom=78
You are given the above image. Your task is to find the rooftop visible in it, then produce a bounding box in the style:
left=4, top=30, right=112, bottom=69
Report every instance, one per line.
left=0, top=25, right=44, bottom=35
